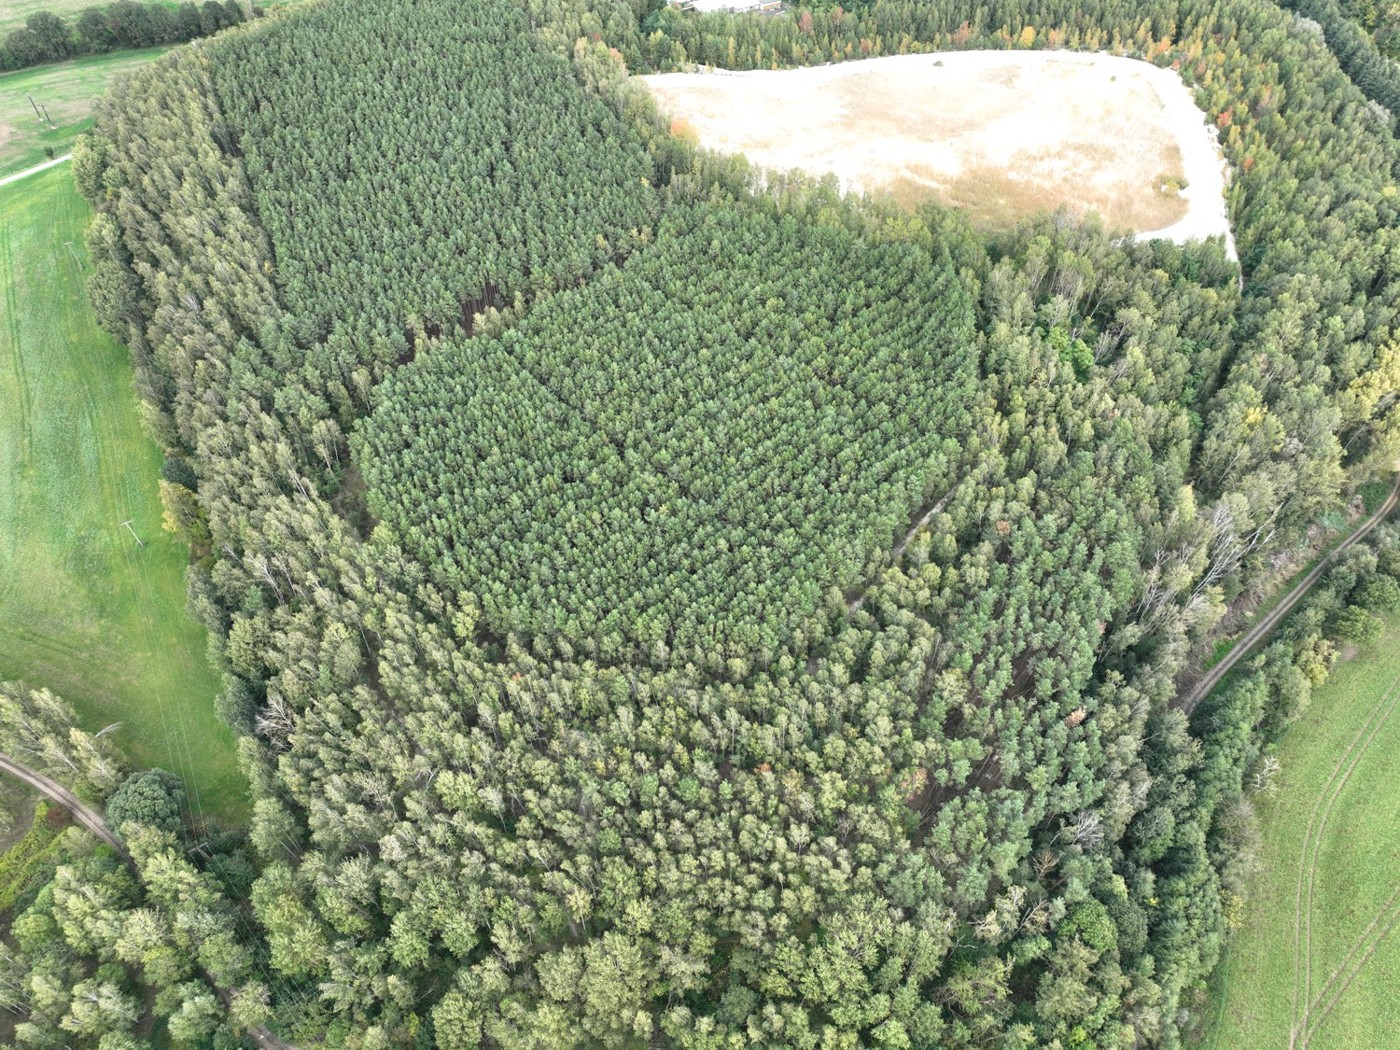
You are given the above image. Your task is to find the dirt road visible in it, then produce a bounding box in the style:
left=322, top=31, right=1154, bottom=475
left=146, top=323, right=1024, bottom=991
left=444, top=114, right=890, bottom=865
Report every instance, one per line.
left=0, top=748, right=128, bottom=856
left=1182, top=473, right=1400, bottom=713
left=0, top=154, right=72, bottom=190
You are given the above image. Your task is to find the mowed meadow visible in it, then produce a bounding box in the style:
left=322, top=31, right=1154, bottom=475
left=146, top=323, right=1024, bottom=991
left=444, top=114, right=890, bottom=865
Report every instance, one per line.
left=1202, top=607, right=1400, bottom=1050
left=0, top=167, right=245, bottom=821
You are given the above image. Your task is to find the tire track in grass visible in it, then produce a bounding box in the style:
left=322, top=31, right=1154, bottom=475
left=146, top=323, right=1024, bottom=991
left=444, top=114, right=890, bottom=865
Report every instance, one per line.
left=62, top=165, right=199, bottom=814
left=1289, top=667, right=1400, bottom=1049
left=1302, top=674, right=1400, bottom=1025
left=1293, top=670, right=1400, bottom=1046
left=0, top=203, right=37, bottom=616
left=51, top=184, right=317, bottom=1033
left=6, top=169, right=302, bottom=1041
left=1, top=203, right=35, bottom=487
left=5, top=624, right=90, bottom=664
left=61, top=182, right=314, bottom=1036
left=1302, top=889, right=1400, bottom=1047
left=1297, top=669, right=1400, bottom=1046
left=46, top=182, right=179, bottom=783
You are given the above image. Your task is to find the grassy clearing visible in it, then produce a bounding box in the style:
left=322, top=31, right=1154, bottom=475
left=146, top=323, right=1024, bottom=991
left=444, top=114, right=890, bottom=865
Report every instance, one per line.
left=0, top=46, right=167, bottom=177
left=1201, top=608, right=1400, bottom=1050
left=0, top=167, right=246, bottom=823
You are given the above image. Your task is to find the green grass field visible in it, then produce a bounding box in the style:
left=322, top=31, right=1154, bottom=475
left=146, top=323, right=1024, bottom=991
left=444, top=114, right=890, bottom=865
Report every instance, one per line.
left=0, top=0, right=86, bottom=36
left=1201, top=608, right=1400, bottom=1049
left=0, top=166, right=246, bottom=823
left=0, top=46, right=167, bottom=177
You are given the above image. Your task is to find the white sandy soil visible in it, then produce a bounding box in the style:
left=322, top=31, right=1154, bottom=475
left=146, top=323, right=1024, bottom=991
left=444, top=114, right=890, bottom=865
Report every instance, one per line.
left=644, top=51, right=1235, bottom=256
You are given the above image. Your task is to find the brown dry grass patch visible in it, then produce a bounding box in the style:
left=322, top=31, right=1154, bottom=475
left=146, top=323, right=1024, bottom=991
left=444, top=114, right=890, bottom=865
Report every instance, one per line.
left=644, top=51, right=1195, bottom=234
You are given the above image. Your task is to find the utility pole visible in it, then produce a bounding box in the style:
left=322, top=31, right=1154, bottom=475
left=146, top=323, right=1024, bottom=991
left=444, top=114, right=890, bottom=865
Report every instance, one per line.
left=120, top=520, right=146, bottom=548
left=40, top=104, right=55, bottom=130
left=27, top=95, right=42, bottom=121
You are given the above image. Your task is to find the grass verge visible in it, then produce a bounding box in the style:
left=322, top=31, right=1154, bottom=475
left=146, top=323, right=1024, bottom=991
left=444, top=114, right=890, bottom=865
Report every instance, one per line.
left=1199, top=607, right=1400, bottom=1049
left=0, top=166, right=246, bottom=823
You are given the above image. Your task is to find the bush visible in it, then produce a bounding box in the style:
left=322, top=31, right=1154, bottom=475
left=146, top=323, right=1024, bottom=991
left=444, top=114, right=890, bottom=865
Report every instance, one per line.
left=0, top=803, right=66, bottom=913
left=1355, top=573, right=1400, bottom=613
left=1331, top=604, right=1385, bottom=645
left=106, top=769, right=186, bottom=836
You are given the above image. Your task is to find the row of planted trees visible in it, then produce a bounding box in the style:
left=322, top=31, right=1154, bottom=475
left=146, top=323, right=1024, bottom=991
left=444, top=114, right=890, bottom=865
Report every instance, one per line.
left=357, top=199, right=976, bottom=671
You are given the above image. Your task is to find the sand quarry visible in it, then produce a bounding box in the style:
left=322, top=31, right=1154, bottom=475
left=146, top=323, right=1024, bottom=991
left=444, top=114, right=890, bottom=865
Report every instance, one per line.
left=644, top=51, right=1234, bottom=253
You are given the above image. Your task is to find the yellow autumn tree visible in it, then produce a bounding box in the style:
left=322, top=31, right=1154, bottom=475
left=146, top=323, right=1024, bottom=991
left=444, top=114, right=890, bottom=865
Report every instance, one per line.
left=1341, top=341, right=1400, bottom=471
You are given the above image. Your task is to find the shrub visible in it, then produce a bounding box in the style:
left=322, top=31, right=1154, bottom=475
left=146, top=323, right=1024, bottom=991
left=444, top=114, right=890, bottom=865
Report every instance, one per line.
left=106, top=769, right=185, bottom=837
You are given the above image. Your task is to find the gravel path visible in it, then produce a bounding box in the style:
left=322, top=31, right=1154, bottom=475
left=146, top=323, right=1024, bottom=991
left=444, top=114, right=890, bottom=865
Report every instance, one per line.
left=1128, top=62, right=1238, bottom=259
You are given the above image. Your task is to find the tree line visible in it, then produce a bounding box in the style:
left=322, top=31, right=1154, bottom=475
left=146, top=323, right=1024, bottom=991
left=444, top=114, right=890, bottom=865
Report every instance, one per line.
left=0, top=683, right=271, bottom=1044
left=1273, top=0, right=1400, bottom=127
left=0, top=1, right=248, bottom=73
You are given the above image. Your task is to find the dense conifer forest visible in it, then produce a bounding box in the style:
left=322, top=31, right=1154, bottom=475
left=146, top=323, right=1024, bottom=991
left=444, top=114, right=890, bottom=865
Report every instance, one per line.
left=3, top=0, right=1400, bottom=1044
left=358, top=201, right=976, bottom=668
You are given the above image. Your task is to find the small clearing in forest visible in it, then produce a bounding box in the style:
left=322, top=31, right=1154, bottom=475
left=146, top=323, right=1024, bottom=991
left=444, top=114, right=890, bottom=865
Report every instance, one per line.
left=644, top=50, right=1233, bottom=248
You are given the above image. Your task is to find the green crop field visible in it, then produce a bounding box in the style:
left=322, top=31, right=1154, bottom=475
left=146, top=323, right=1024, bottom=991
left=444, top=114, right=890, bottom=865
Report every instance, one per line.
left=0, top=46, right=167, bottom=177
left=1202, top=608, right=1400, bottom=1050
left=0, top=166, right=246, bottom=822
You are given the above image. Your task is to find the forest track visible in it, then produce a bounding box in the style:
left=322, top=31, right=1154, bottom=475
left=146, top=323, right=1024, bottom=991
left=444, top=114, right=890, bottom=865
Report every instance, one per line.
left=1183, top=472, right=1400, bottom=714
left=0, top=754, right=296, bottom=1048
left=1288, top=666, right=1400, bottom=1048
left=0, top=749, right=127, bottom=856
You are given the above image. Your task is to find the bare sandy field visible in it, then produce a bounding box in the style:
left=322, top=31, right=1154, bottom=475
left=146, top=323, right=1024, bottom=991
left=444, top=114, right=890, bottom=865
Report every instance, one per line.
left=644, top=51, right=1234, bottom=252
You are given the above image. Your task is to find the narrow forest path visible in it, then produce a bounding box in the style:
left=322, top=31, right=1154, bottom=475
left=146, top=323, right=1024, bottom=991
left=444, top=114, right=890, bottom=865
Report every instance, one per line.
left=847, top=485, right=958, bottom=614
left=1182, top=472, right=1400, bottom=713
